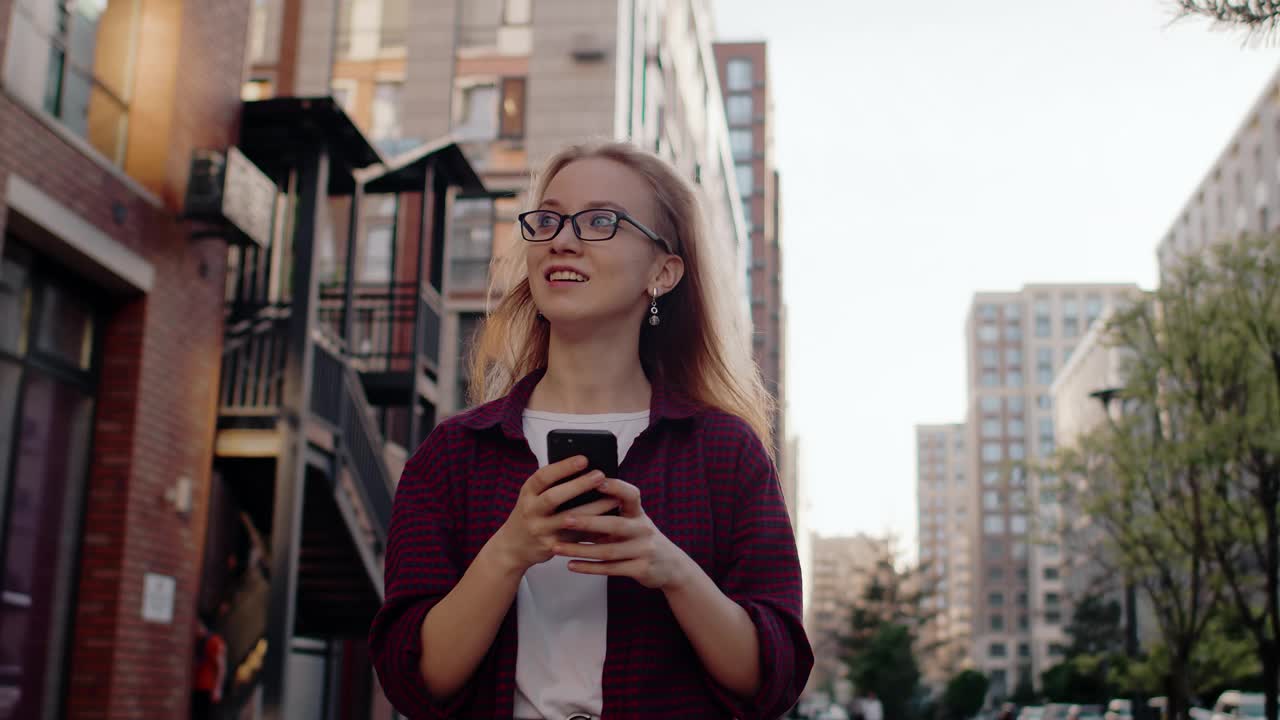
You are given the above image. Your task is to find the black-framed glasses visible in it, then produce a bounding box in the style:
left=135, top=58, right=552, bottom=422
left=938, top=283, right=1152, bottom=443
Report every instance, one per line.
left=518, top=208, right=674, bottom=254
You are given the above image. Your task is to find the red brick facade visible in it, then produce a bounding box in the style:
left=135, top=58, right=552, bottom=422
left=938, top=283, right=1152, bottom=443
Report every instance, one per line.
left=0, top=0, right=250, bottom=716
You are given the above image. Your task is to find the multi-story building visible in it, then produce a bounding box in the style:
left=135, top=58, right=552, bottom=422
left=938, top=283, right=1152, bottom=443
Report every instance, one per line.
left=964, top=284, right=1138, bottom=699
left=805, top=533, right=883, bottom=695
left=0, top=2, right=254, bottom=717
left=243, top=0, right=752, bottom=417
left=916, top=423, right=973, bottom=685
left=712, top=40, right=786, bottom=470
left=1156, top=65, right=1280, bottom=275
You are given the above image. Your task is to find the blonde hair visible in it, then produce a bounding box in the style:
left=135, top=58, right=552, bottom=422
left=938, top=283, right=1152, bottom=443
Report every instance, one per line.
left=468, top=141, right=775, bottom=456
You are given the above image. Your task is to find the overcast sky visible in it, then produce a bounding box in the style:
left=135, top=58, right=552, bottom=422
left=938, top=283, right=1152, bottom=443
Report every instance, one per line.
left=711, top=0, right=1280, bottom=549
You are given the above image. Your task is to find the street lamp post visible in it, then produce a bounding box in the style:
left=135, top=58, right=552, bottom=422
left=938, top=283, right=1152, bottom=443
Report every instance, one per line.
left=1089, top=387, right=1143, bottom=719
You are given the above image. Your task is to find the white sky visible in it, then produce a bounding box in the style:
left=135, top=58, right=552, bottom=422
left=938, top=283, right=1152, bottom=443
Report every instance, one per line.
left=711, top=0, right=1280, bottom=548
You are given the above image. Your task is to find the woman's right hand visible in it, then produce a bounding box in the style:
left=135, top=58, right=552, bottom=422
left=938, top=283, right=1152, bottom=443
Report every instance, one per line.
left=493, top=456, right=620, bottom=573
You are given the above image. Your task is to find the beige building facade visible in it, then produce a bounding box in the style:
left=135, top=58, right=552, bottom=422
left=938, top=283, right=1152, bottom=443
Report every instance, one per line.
left=916, top=422, right=973, bottom=685
left=964, top=284, right=1138, bottom=698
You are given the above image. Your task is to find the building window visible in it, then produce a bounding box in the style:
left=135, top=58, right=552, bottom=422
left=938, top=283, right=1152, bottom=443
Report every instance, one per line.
left=504, top=0, right=532, bottom=24
left=979, top=304, right=998, bottom=321
left=1063, top=296, right=1080, bottom=337
left=1009, top=443, right=1025, bottom=461
left=982, top=396, right=1001, bottom=413
left=1005, top=319, right=1023, bottom=341
left=984, top=491, right=1001, bottom=510
left=990, top=614, right=1005, bottom=631
left=1010, top=515, right=1028, bottom=534
left=1045, top=592, right=1061, bottom=605
left=989, top=592, right=1005, bottom=607
left=737, top=162, right=752, bottom=194
left=984, top=515, right=1005, bottom=535
left=447, top=198, right=495, bottom=292
left=730, top=128, right=752, bottom=160
left=1034, top=298, right=1052, bottom=337
left=1007, top=371, right=1023, bottom=388
left=4, top=0, right=142, bottom=166
left=1044, top=566, right=1060, bottom=580
left=726, top=58, right=753, bottom=91
left=1008, top=418, right=1025, bottom=437
left=361, top=225, right=394, bottom=283
left=726, top=94, right=752, bottom=125
left=371, top=81, right=403, bottom=142
left=978, top=325, right=999, bottom=342
left=454, top=81, right=499, bottom=141
left=1018, top=643, right=1031, bottom=658
left=982, top=443, right=1002, bottom=462
left=990, top=643, right=1008, bottom=658
left=981, top=371, right=999, bottom=387
left=1019, top=614, right=1030, bottom=631
left=981, top=348, right=999, bottom=368
left=1037, top=394, right=1052, bottom=410
left=1006, top=348, right=1022, bottom=365
left=1046, top=610, right=1063, bottom=624
left=1037, top=347, right=1054, bottom=386
left=983, top=469, right=1000, bottom=486
left=499, top=77, right=526, bottom=139
left=1085, top=294, right=1103, bottom=328
left=1049, top=643, right=1068, bottom=657
left=982, top=419, right=1001, bottom=438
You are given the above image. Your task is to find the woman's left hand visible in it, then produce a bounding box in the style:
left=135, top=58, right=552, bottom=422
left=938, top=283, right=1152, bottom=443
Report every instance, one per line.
left=553, top=478, right=690, bottom=590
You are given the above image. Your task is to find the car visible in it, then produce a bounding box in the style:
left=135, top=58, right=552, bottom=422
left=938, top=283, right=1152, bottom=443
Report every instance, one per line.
left=1211, top=691, right=1265, bottom=720
left=1020, top=706, right=1047, bottom=720
left=1044, top=704, right=1073, bottom=720
left=1106, top=699, right=1134, bottom=720
left=1068, top=704, right=1105, bottom=720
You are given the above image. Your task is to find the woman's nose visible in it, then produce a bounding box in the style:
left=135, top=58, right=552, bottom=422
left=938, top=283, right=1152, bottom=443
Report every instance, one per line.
left=547, top=219, right=583, bottom=253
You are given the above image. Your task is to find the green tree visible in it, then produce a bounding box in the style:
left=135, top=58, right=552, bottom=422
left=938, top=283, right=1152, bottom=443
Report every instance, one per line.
left=943, top=670, right=990, bottom=720
left=840, top=536, right=937, bottom=720
left=1048, top=234, right=1280, bottom=720
left=850, top=624, right=922, bottom=720
left=1066, top=594, right=1124, bottom=657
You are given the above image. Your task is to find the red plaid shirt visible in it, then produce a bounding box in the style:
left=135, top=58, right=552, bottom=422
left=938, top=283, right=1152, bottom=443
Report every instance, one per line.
left=369, top=369, right=812, bottom=719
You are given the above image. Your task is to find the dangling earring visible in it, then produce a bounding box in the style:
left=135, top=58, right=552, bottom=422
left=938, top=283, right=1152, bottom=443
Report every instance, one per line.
left=648, top=288, right=661, bottom=326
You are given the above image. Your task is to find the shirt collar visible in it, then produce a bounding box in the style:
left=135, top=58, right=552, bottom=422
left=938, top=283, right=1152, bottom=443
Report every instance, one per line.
left=455, top=367, right=702, bottom=440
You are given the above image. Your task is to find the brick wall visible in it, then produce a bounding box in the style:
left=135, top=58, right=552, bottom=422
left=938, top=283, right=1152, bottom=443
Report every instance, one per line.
left=0, top=0, right=251, bottom=717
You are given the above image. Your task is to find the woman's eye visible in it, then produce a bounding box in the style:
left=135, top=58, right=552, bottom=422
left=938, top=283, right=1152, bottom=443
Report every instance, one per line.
left=537, top=214, right=559, bottom=227
left=588, top=213, right=616, bottom=227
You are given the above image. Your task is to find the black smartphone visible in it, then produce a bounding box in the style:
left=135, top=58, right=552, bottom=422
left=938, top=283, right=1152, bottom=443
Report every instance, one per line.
left=546, top=429, right=619, bottom=514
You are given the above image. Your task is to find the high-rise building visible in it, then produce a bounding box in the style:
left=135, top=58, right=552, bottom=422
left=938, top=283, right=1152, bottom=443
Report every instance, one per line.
left=805, top=533, right=883, bottom=694
left=964, top=284, right=1138, bottom=699
left=1156, top=66, right=1280, bottom=275
left=915, top=423, right=973, bottom=685
left=712, top=40, right=786, bottom=472
left=241, top=0, right=752, bottom=416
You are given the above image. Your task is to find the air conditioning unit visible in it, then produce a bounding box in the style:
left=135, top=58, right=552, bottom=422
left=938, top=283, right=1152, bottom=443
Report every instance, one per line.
left=185, top=148, right=277, bottom=248
left=570, top=33, right=607, bottom=63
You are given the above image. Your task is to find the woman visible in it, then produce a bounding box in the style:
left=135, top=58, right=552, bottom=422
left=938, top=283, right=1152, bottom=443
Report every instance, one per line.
left=369, top=142, right=811, bottom=719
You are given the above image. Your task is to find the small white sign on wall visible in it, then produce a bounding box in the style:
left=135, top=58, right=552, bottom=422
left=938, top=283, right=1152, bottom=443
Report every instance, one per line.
left=141, top=573, right=176, bottom=624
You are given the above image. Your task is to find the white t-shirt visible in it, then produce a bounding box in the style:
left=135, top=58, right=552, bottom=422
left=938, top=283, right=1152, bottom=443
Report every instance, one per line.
left=513, top=409, right=650, bottom=720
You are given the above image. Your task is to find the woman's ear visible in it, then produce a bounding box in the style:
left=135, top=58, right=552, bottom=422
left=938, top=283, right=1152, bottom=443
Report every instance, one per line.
left=653, top=254, right=685, bottom=296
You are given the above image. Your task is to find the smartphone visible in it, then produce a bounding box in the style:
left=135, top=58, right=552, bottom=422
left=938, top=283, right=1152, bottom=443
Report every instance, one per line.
left=546, top=429, right=619, bottom=514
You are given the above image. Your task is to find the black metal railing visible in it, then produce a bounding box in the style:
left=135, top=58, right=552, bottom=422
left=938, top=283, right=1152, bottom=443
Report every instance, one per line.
left=220, top=304, right=291, bottom=416
left=317, top=281, right=442, bottom=374
left=312, top=341, right=393, bottom=539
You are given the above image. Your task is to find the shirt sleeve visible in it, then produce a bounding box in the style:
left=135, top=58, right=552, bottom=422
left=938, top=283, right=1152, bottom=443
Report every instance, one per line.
left=704, top=424, right=814, bottom=720
left=368, top=424, right=475, bottom=719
